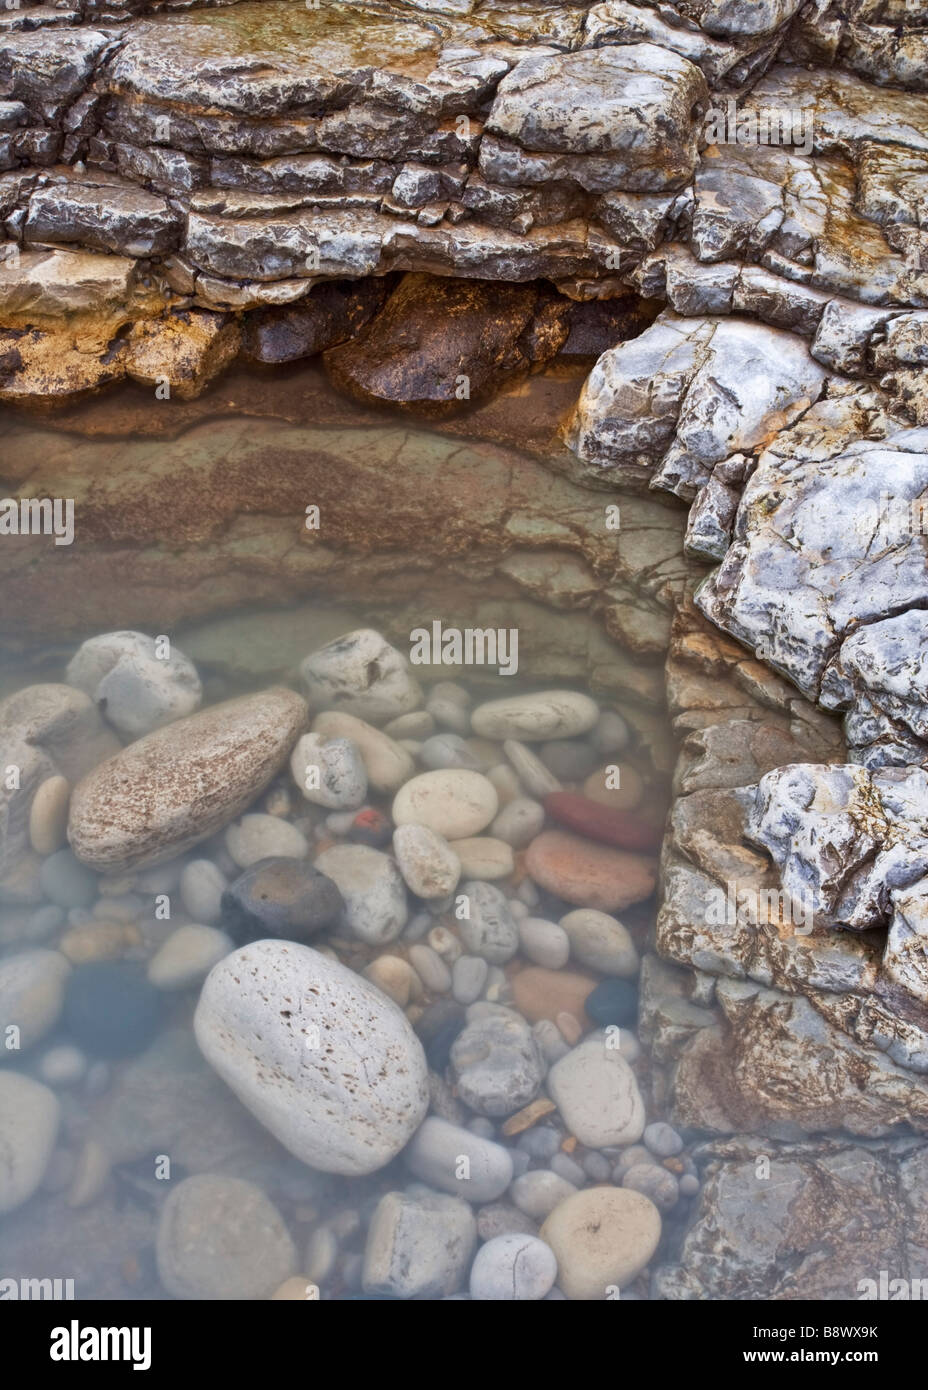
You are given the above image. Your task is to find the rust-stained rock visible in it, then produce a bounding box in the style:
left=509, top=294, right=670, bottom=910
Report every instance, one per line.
left=0, top=326, right=126, bottom=405
left=323, top=273, right=569, bottom=416
left=124, top=310, right=241, bottom=400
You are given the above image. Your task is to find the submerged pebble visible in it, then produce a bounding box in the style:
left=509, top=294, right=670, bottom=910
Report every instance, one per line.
left=221, top=857, right=344, bottom=943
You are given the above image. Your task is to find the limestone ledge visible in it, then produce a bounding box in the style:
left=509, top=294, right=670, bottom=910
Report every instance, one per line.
left=0, top=0, right=925, bottom=396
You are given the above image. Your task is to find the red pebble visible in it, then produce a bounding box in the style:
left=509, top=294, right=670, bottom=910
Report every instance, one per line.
left=348, top=807, right=392, bottom=848
left=543, top=791, right=663, bottom=852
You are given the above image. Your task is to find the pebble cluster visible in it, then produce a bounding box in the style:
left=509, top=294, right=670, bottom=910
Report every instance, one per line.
left=0, top=626, right=702, bottom=1300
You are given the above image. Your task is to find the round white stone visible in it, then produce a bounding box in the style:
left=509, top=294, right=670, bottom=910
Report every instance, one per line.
left=312, top=711, right=414, bottom=793
left=194, top=940, right=429, bottom=1176
left=66, top=630, right=202, bottom=738
left=300, top=629, right=421, bottom=724
left=518, top=917, right=570, bottom=969
left=290, top=732, right=367, bottom=810
left=392, top=824, right=461, bottom=900
left=546, top=1032, right=646, bottom=1148
left=0, top=948, right=70, bottom=1053
left=179, top=859, right=228, bottom=925
left=560, top=908, right=640, bottom=977
left=392, top=770, right=498, bottom=839
left=469, top=1233, right=558, bottom=1301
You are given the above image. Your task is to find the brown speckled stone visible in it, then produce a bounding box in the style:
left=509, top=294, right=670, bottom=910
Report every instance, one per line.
left=67, top=688, right=307, bottom=872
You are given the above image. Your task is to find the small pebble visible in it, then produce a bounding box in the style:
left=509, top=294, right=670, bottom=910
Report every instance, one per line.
left=409, top=943, right=452, bottom=994
left=582, top=1151, right=613, bottom=1182
left=643, top=1121, right=684, bottom=1157
left=451, top=954, right=488, bottom=1005
left=225, top=814, right=308, bottom=869
left=29, top=776, right=71, bottom=855
left=179, top=859, right=228, bottom=925
left=476, top=1202, right=539, bottom=1241
left=516, top=1127, right=561, bottom=1161
left=519, top=917, right=570, bottom=970
left=591, top=710, right=629, bottom=755
left=470, top=1234, right=557, bottom=1301
left=510, top=1170, right=577, bottom=1221
left=147, top=924, right=232, bottom=989
left=550, top=1152, right=586, bottom=1187
left=38, top=1044, right=87, bottom=1088
left=490, top=797, right=544, bottom=849
left=622, top=1163, right=680, bottom=1212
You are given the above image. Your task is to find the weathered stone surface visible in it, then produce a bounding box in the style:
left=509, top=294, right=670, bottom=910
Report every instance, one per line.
left=0, top=28, right=111, bottom=123
left=654, top=1139, right=923, bottom=1301
left=698, top=407, right=928, bottom=706
left=0, top=248, right=135, bottom=321
left=68, top=688, right=307, bottom=871
left=66, top=629, right=202, bottom=737
left=124, top=310, right=242, bottom=400
left=564, top=313, right=827, bottom=497
left=482, top=44, right=707, bottom=194
left=671, top=977, right=928, bottom=1136
left=325, top=273, right=569, bottom=415
left=25, top=179, right=181, bottom=257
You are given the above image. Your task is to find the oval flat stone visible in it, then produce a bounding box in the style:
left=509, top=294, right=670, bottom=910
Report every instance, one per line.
left=471, top=691, right=599, bottom=742
left=194, top=940, right=429, bottom=1176
left=525, top=830, right=657, bottom=912
left=546, top=1032, right=645, bottom=1147
left=392, top=769, right=498, bottom=839
left=510, top=965, right=596, bottom=1027
left=0, top=1072, right=60, bottom=1214
left=541, top=1187, right=661, bottom=1299
left=67, top=688, right=308, bottom=872
left=543, top=791, right=663, bottom=851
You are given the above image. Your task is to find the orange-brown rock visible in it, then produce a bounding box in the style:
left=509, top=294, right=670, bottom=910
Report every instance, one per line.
left=525, top=830, right=657, bottom=911
left=323, top=273, right=569, bottom=417
left=510, top=965, right=597, bottom=1027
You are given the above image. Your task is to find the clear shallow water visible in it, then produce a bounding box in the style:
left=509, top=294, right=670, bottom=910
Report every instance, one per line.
left=0, top=406, right=692, bottom=1302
